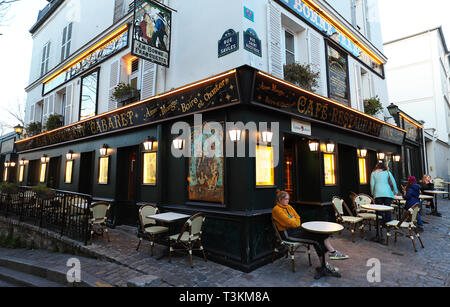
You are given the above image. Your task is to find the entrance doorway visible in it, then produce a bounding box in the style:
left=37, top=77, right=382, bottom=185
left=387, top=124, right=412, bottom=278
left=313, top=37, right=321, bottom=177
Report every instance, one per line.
left=47, top=156, right=61, bottom=189
left=338, top=144, right=359, bottom=206
left=79, top=151, right=94, bottom=195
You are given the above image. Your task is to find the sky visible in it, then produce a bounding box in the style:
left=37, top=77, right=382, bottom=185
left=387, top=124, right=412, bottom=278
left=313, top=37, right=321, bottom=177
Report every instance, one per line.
left=0, top=0, right=450, bottom=135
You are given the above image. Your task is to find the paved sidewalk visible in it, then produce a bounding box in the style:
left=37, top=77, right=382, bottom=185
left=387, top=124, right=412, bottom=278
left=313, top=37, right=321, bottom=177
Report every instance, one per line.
left=1, top=198, right=449, bottom=287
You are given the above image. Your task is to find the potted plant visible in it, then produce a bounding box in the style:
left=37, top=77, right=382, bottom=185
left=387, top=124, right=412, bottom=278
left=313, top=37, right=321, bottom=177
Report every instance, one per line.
left=32, top=184, right=56, bottom=200
left=45, top=114, right=64, bottom=131
left=25, top=122, right=42, bottom=137
left=283, top=62, right=320, bottom=92
left=0, top=182, right=18, bottom=195
left=364, top=96, right=383, bottom=116
left=111, top=83, right=140, bottom=107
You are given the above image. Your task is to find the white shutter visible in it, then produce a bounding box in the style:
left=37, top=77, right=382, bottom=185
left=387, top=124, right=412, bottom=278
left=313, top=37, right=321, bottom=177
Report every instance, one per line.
left=29, top=104, right=35, bottom=123
left=108, top=60, right=120, bottom=111
left=267, top=1, right=283, bottom=78
left=309, top=32, right=323, bottom=94
left=65, top=84, right=73, bottom=125
left=141, top=60, right=156, bottom=100
left=49, top=94, right=55, bottom=114
left=354, top=64, right=363, bottom=111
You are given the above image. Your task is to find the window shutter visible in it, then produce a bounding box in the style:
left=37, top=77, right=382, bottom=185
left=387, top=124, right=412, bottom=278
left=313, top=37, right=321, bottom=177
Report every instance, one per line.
left=309, top=32, right=323, bottom=94
left=354, top=64, right=363, bottom=111
left=45, top=42, right=51, bottom=74
left=141, top=60, right=156, bottom=100
left=61, top=26, right=67, bottom=62
left=29, top=104, right=35, bottom=123
left=65, top=84, right=73, bottom=125
left=43, top=97, right=49, bottom=125
left=267, top=1, right=283, bottom=78
left=49, top=94, right=55, bottom=115
left=113, top=0, right=125, bottom=23
left=108, top=60, right=120, bottom=111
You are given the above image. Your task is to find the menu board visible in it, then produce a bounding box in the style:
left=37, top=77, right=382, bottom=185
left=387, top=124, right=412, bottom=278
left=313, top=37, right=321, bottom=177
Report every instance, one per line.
left=327, top=45, right=349, bottom=105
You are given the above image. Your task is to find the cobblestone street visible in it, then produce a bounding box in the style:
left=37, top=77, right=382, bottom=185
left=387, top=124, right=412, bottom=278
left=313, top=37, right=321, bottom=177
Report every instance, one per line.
left=1, top=198, right=449, bottom=287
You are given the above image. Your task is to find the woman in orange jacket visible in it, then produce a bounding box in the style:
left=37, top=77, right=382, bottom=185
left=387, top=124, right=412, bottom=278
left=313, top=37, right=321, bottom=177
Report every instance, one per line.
left=272, top=190, right=348, bottom=278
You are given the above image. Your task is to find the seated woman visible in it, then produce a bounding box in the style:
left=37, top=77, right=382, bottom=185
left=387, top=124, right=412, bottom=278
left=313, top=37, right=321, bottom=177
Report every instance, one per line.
left=420, top=174, right=437, bottom=215
left=402, top=176, right=424, bottom=231
left=272, top=190, right=348, bottom=279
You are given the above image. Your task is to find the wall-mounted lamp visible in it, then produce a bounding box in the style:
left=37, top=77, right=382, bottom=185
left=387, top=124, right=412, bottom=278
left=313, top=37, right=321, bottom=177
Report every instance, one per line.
left=143, top=137, right=156, bottom=151
left=229, top=129, right=241, bottom=142
left=99, top=144, right=109, bottom=157
left=66, top=151, right=74, bottom=161
left=261, top=131, right=273, bottom=143
left=393, top=154, right=401, bottom=162
left=41, top=155, right=50, bottom=163
left=9, top=162, right=16, bottom=168
left=308, top=140, right=320, bottom=152
left=377, top=152, right=385, bottom=160
left=357, top=148, right=368, bottom=158
left=14, top=124, right=24, bottom=136
left=173, top=138, right=184, bottom=150
left=326, top=141, right=335, bottom=153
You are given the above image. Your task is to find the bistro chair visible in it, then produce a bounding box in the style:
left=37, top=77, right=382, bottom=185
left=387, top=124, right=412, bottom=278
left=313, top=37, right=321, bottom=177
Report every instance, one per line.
left=168, top=212, right=207, bottom=268
left=88, top=201, right=111, bottom=244
left=331, top=196, right=364, bottom=243
left=136, top=204, right=168, bottom=256
left=351, top=193, right=379, bottom=231
left=385, top=203, right=424, bottom=252
left=271, top=218, right=312, bottom=272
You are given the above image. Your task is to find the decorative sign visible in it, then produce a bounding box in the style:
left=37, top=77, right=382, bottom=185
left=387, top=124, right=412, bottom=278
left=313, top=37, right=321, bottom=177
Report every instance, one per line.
left=132, top=0, right=172, bottom=67
left=188, top=123, right=224, bottom=204
left=16, top=71, right=240, bottom=152
left=218, top=29, right=239, bottom=58
left=291, top=119, right=312, bottom=136
left=243, top=28, right=262, bottom=57
left=43, top=26, right=129, bottom=95
left=327, top=45, right=349, bottom=105
left=403, top=119, right=420, bottom=142
left=253, top=72, right=405, bottom=145
left=276, top=0, right=384, bottom=76
left=244, top=7, right=254, bottom=22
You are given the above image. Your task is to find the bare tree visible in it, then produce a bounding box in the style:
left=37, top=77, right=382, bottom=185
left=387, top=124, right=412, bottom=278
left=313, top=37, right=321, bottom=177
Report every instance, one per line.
left=0, top=100, right=25, bottom=136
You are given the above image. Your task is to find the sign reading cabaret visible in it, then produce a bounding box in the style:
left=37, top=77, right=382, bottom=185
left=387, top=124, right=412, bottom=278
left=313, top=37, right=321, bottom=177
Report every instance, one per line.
left=43, top=26, right=129, bottom=96
left=277, top=0, right=384, bottom=76
left=132, top=0, right=172, bottom=67
left=16, top=72, right=239, bottom=152
left=253, top=72, right=405, bottom=145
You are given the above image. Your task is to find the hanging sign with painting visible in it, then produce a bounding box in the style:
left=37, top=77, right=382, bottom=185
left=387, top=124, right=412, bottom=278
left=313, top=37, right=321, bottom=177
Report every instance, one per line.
left=132, top=0, right=172, bottom=67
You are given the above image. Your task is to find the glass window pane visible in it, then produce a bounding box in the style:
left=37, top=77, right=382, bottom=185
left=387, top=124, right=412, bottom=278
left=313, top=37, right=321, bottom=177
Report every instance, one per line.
left=285, top=31, right=294, bottom=53
left=39, top=164, right=47, bottom=183
left=98, top=157, right=109, bottom=184
left=143, top=152, right=157, bottom=185
left=359, top=158, right=367, bottom=184
left=65, top=160, right=73, bottom=184
left=256, top=145, right=275, bottom=186
left=324, top=154, right=336, bottom=185
left=80, top=70, right=98, bottom=120
left=19, top=165, right=24, bottom=183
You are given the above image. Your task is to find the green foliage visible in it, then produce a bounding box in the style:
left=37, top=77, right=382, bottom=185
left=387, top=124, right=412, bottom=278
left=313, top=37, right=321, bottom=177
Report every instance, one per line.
left=0, top=182, right=18, bottom=194
left=283, top=62, right=320, bottom=91
left=45, top=114, right=63, bottom=131
left=364, top=96, right=383, bottom=116
left=32, top=184, right=55, bottom=199
left=25, top=122, right=42, bottom=137
left=111, top=82, right=134, bottom=101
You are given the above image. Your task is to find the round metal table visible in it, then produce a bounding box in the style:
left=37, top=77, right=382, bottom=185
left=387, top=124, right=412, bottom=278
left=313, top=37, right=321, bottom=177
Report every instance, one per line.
left=361, top=204, right=394, bottom=243
left=423, top=190, right=448, bottom=216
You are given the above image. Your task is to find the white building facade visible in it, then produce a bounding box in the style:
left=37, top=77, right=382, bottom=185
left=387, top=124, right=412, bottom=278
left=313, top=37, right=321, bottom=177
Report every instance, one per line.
left=384, top=27, right=450, bottom=180
left=24, top=0, right=391, bottom=130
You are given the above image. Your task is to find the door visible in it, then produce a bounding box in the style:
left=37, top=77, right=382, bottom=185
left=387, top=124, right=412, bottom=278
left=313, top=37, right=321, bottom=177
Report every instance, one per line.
left=47, top=156, right=61, bottom=189
left=79, top=151, right=94, bottom=195
left=338, top=144, right=359, bottom=206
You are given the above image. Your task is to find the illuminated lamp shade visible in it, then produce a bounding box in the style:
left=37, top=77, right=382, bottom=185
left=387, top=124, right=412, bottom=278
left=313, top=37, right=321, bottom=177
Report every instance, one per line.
left=326, top=141, right=335, bottom=153
left=41, top=155, right=49, bottom=163
left=9, top=162, right=16, bottom=167
left=393, top=154, right=401, bottom=162
left=99, top=144, right=109, bottom=157
left=377, top=152, right=385, bottom=160
left=173, top=138, right=184, bottom=150
left=261, top=131, right=273, bottom=143
left=66, top=151, right=74, bottom=161
left=229, top=129, right=241, bottom=142
left=308, top=140, right=320, bottom=152
left=4, top=162, right=9, bottom=167
left=143, top=137, right=155, bottom=151
left=19, top=159, right=25, bottom=166
left=357, top=148, right=368, bottom=158
left=14, top=124, right=23, bottom=135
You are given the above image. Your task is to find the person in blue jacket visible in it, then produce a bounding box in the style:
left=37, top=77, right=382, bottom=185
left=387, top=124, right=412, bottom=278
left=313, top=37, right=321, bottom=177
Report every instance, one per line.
left=402, top=176, right=424, bottom=231
left=370, top=162, right=398, bottom=225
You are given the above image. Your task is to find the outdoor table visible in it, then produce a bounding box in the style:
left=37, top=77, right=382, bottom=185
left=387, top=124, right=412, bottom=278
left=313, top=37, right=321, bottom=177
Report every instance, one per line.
left=423, top=190, right=448, bottom=216
left=301, top=222, right=344, bottom=279
left=361, top=204, right=394, bottom=244
left=444, top=182, right=450, bottom=199
left=147, top=212, right=191, bottom=260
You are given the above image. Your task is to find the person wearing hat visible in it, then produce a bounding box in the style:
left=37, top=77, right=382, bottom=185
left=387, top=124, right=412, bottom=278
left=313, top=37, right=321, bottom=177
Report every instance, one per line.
left=402, top=176, right=424, bottom=231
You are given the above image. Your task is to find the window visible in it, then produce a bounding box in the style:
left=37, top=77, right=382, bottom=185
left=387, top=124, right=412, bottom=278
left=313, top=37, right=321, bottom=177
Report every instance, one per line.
left=256, top=145, right=275, bottom=186
left=65, top=160, right=73, bottom=184
left=143, top=152, right=157, bottom=185
left=61, top=23, right=72, bottom=62
left=39, top=163, right=47, bottom=183
left=359, top=158, right=367, bottom=184
left=284, top=31, right=295, bottom=65
left=323, top=154, right=336, bottom=185
left=98, top=157, right=109, bottom=184
left=79, top=70, right=99, bottom=120
left=18, top=165, right=24, bottom=183
left=41, top=41, right=51, bottom=76
left=3, top=168, right=8, bottom=182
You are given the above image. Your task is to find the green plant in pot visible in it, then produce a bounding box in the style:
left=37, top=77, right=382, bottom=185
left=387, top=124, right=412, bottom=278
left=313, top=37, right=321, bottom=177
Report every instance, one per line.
left=0, top=182, right=18, bottom=195
left=32, top=184, right=56, bottom=200
left=25, top=122, right=42, bottom=137
left=111, top=82, right=139, bottom=105
left=45, top=114, right=64, bottom=131
left=283, top=62, right=320, bottom=92
left=364, top=96, right=383, bottom=116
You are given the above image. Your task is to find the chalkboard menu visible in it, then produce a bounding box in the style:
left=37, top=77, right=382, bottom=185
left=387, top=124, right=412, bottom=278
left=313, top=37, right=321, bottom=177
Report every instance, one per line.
left=327, top=45, right=349, bottom=105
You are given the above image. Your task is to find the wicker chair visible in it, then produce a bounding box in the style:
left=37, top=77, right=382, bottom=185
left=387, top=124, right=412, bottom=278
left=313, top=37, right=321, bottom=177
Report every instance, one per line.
left=385, top=203, right=424, bottom=252
left=331, top=196, right=364, bottom=243
left=168, top=213, right=207, bottom=268
left=136, top=204, right=168, bottom=256
left=271, top=218, right=312, bottom=272
left=352, top=193, right=380, bottom=231
left=88, top=201, right=111, bottom=244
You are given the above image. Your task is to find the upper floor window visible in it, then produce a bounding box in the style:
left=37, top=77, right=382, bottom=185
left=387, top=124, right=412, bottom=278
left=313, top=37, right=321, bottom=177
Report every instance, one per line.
left=79, top=69, right=99, bottom=121
left=41, top=41, right=51, bottom=76
left=61, top=23, right=73, bottom=62
left=284, top=31, right=295, bottom=65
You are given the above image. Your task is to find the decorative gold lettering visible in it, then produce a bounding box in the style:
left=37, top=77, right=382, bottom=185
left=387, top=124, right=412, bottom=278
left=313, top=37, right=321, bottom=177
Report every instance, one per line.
left=114, top=115, right=122, bottom=128
left=121, top=113, right=128, bottom=127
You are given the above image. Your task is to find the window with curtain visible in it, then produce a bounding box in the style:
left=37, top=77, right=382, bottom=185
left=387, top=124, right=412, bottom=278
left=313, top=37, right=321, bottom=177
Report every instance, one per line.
left=359, top=158, right=367, bottom=184
left=39, top=164, right=47, bottom=183
left=65, top=160, right=73, bottom=184
left=98, top=157, right=109, bottom=184
left=18, top=165, right=24, bottom=183
left=143, top=152, right=157, bottom=185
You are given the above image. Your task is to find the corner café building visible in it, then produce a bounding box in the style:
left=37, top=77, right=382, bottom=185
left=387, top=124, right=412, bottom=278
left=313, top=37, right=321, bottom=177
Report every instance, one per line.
left=13, top=65, right=406, bottom=271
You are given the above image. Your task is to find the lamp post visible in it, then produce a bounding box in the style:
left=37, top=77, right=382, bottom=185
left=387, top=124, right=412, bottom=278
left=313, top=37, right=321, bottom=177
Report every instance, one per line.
left=14, top=124, right=24, bottom=139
